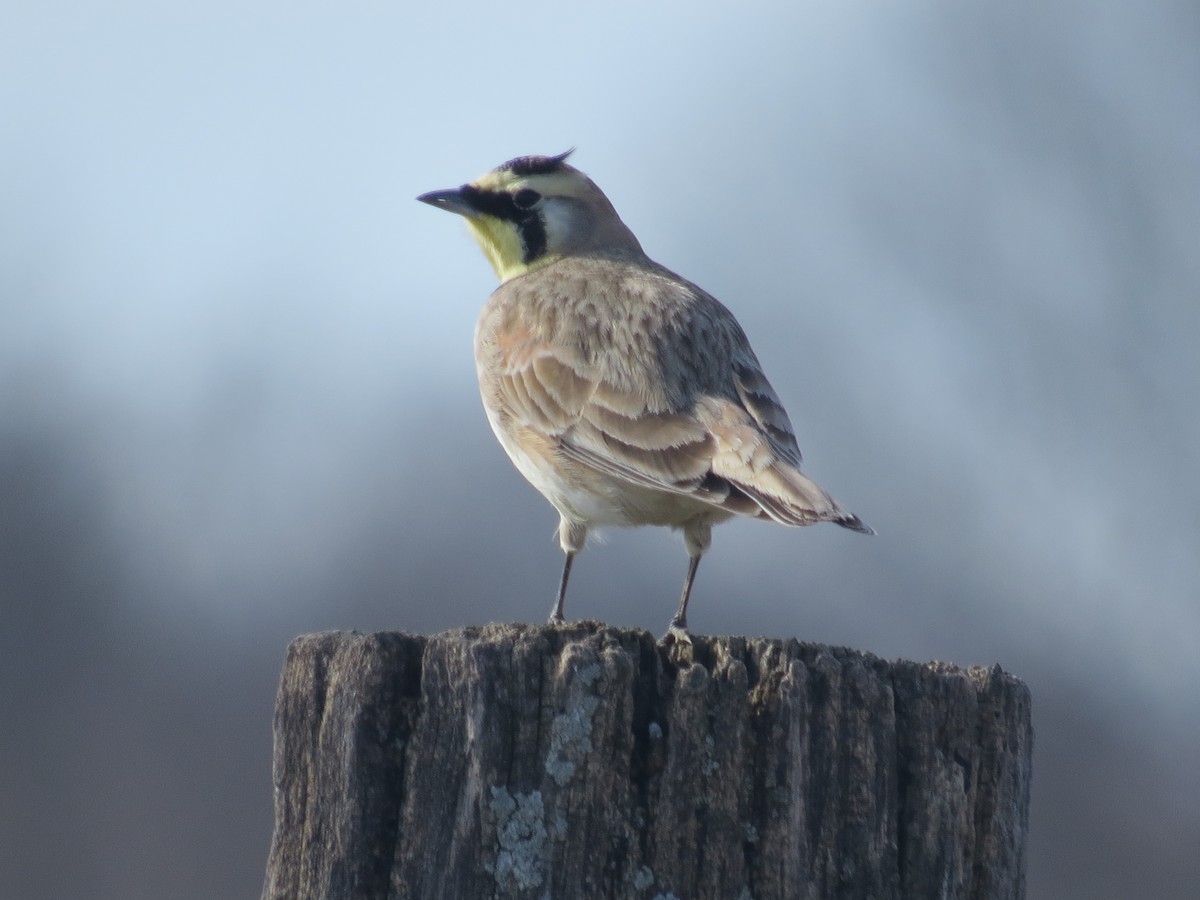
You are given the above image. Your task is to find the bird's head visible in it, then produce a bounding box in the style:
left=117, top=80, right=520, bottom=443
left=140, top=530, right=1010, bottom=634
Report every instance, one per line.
left=417, top=150, right=643, bottom=282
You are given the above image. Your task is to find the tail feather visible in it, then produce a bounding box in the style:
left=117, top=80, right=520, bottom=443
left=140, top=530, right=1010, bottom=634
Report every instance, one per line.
left=834, top=512, right=875, bottom=535
left=732, top=463, right=874, bottom=534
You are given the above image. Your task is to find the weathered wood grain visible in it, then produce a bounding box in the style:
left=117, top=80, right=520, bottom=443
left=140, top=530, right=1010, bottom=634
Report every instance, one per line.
left=262, top=622, right=1031, bottom=900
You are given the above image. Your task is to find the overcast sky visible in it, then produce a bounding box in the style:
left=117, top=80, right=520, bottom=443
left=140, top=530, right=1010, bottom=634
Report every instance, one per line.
left=2, top=3, right=1198, bottom=899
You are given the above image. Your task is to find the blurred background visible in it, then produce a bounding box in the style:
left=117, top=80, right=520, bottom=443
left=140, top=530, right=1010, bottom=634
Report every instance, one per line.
left=2, top=2, right=1197, bottom=898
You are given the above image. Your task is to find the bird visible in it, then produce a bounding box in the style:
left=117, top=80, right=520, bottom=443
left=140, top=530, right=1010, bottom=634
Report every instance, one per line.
left=417, top=150, right=872, bottom=638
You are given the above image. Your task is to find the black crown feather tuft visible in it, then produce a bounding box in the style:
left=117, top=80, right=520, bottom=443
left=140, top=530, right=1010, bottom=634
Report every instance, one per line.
left=499, top=149, right=575, bottom=177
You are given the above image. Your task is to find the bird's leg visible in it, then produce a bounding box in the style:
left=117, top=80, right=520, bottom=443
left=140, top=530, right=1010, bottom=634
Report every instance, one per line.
left=549, top=517, right=588, bottom=625
left=548, top=552, right=575, bottom=624
left=667, top=554, right=702, bottom=640
left=667, top=520, right=711, bottom=641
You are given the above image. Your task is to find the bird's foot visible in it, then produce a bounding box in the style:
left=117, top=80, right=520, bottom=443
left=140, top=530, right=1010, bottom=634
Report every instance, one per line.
left=661, top=620, right=694, bottom=666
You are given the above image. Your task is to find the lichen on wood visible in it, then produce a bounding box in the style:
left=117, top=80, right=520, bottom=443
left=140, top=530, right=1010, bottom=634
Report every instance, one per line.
left=261, top=622, right=1031, bottom=900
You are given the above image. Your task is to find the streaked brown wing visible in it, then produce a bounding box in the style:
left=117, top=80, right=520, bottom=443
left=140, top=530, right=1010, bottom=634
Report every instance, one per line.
left=732, top=356, right=803, bottom=467
left=482, top=285, right=844, bottom=526
left=488, top=336, right=717, bottom=493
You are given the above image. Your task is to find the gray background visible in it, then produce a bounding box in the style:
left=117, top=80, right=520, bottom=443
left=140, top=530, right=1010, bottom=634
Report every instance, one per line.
left=2, top=2, right=1197, bottom=898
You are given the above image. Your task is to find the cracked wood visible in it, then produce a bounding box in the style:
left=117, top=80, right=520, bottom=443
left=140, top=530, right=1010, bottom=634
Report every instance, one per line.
left=261, top=623, right=1031, bottom=900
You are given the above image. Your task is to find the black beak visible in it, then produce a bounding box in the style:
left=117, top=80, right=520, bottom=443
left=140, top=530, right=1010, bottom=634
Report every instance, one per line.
left=416, top=187, right=475, bottom=217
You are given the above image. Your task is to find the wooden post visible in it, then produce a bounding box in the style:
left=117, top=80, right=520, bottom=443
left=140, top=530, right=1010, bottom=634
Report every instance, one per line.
left=261, top=622, right=1031, bottom=900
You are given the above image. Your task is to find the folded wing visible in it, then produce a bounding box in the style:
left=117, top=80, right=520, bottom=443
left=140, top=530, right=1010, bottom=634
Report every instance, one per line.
left=488, top=328, right=869, bottom=532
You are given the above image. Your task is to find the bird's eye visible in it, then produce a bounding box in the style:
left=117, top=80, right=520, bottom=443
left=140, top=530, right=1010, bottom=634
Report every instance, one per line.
left=513, top=188, right=542, bottom=210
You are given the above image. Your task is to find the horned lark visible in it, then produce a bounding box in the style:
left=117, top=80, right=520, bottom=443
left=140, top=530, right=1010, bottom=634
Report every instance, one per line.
left=418, top=151, right=872, bottom=637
